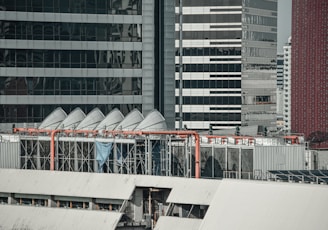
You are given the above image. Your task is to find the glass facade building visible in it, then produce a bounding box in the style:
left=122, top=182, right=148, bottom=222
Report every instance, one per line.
left=0, top=0, right=175, bottom=129
left=175, top=0, right=277, bottom=130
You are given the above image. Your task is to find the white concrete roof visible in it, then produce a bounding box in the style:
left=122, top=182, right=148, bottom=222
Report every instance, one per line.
left=114, top=109, right=144, bottom=131
left=96, top=108, right=124, bottom=131
left=0, top=169, right=219, bottom=205
left=0, top=169, right=135, bottom=200
left=199, top=179, right=328, bottom=230
left=0, top=205, right=122, bottom=230
left=154, top=217, right=201, bottom=230
left=135, top=110, right=167, bottom=131
left=75, top=108, right=105, bottom=130
left=166, top=178, right=220, bottom=205
left=2, top=169, right=328, bottom=230
left=38, top=107, right=67, bottom=130
left=133, top=175, right=220, bottom=205
left=58, top=108, right=86, bottom=130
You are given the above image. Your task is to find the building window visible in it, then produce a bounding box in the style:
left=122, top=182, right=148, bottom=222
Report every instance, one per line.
left=255, top=96, right=271, bottom=104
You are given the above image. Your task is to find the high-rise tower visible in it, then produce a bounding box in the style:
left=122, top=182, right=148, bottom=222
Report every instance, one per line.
left=0, top=0, right=175, bottom=130
left=175, top=0, right=277, bottom=131
left=291, top=0, right=328, bottom=148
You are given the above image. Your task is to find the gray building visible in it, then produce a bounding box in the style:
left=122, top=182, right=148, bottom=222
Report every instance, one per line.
left=175, top=0, right=277, bottom=130
left=0, top=0, right=175, bottom=130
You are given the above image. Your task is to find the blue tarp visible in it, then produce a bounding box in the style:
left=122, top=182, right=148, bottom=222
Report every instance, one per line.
left=96, top=142, right=112, bottom=172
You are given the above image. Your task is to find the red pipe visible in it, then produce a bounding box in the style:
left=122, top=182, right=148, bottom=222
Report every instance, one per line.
left=16, top=128, right=201, bottom=178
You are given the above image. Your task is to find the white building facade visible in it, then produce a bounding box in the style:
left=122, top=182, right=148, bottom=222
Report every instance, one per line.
left=175, top=0, right=277, bottom=131
left=283, top=37, right=292, bottom=132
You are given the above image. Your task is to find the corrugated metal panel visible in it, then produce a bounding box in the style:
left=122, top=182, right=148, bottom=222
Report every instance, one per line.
left=0, top=205, right=122, bottom=230
left=155, top=216, right=201, bottom=230
left=0, top=142, right=20, bottom=169
left=253, top=145, right=305, bottom=174
left=200, top=179, right=328, bottom=230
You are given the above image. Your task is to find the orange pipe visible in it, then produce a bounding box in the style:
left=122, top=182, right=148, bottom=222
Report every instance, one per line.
left=16, top=128, right=202, bottom=178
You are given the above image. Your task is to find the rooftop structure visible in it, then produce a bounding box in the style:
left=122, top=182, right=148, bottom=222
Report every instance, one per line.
left=0, top=169, right=327, bottom=230
left=0, top=107, right=315, bottom=181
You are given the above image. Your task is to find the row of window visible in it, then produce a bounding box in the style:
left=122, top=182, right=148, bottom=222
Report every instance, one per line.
left=176, top=31, right=241, bottom=40
left=0, top=104, right=142, bottom=123
left=176, top=113, right=241, bottom=121
left=175, top=0, right=242, bottom=7
left=210, top=107, right=240, bottom=110
left=175, top=96, right=241, bottom=105
left=175, top=14, right=242, bottom=23
left=175, top=64, right=241, bottom=72
left=0, top=0, right=142, bottom=15
left=244, top=63, right=276, bottom=71
left=175, top=47, right=241, bottom=56
left=243, top=31, right=277, bottom=42
left=0, top=77, right=142, bottom=96
left=244, top=14, right=277, bottom=27
left=1, top=196, right=122, bottom=211
left=175, top=80, right=241, bottom=89
left=210, top=75, right=241, bottom=78
left=1, top=21, right=142, bottom=42
left=244, top=0, right=277, bottom=11
left=0, top=49, right=142, bottom=68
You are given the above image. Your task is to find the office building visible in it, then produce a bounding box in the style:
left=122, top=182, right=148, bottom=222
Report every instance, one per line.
left=0, top=0, right=175, bottom=130
left=175, top=0, right=277, bottom=131
left=276, top=53, right=284, bottom=129
left=291, top=0, right=328, bottom=148
left=283, top=37, right=291, bottom=133
left=276, top=54, right=283, bottom=89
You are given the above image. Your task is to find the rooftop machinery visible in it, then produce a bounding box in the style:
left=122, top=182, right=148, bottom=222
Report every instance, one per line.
left=6, top=107, right=308, bottom=180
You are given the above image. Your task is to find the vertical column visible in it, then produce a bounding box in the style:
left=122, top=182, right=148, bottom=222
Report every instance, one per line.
left=37, top=140, right=41, bottom=169
left=239, top=147, right=242, bottom=179
left=48, top=196, right=56, bottom=207
left=148, top=138, right=152, bottom=175
left=142, top=0, right=155, bottom=115
left=8, top=193, right=17, bottom=205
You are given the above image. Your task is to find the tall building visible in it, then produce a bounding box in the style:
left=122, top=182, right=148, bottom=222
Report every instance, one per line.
left=276, top=53, right=284, bottom=129
left=175, top=0, right=277, bottom=131
left=276, top=54, right=284, bottom=89
left=0, top=0, right=175, bottom=130
left=291, top=0, right=328, bottom=148
left=283, top=37, right=291, bottom=133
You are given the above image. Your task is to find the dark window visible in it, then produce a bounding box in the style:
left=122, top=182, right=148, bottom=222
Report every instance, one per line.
left=1, top=0, right=142, bottom=15
left=176, top=64, right=241, bottom=73
left=1, top=21, right=142, bottom=42
left=0, top=49, right=142, bottom=69
left=175, top=112, right=241, bottom=122
left=0, top=103, right=142, bottom=123
left=0, top=77, right=142, bottom=96
left=177, top=31, right=242, bottom=40
left=175, top=14, right=242, bottom=23
left=175, top=47, right=241, bottom=56
left=176, top=0, right=242, bottom=7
